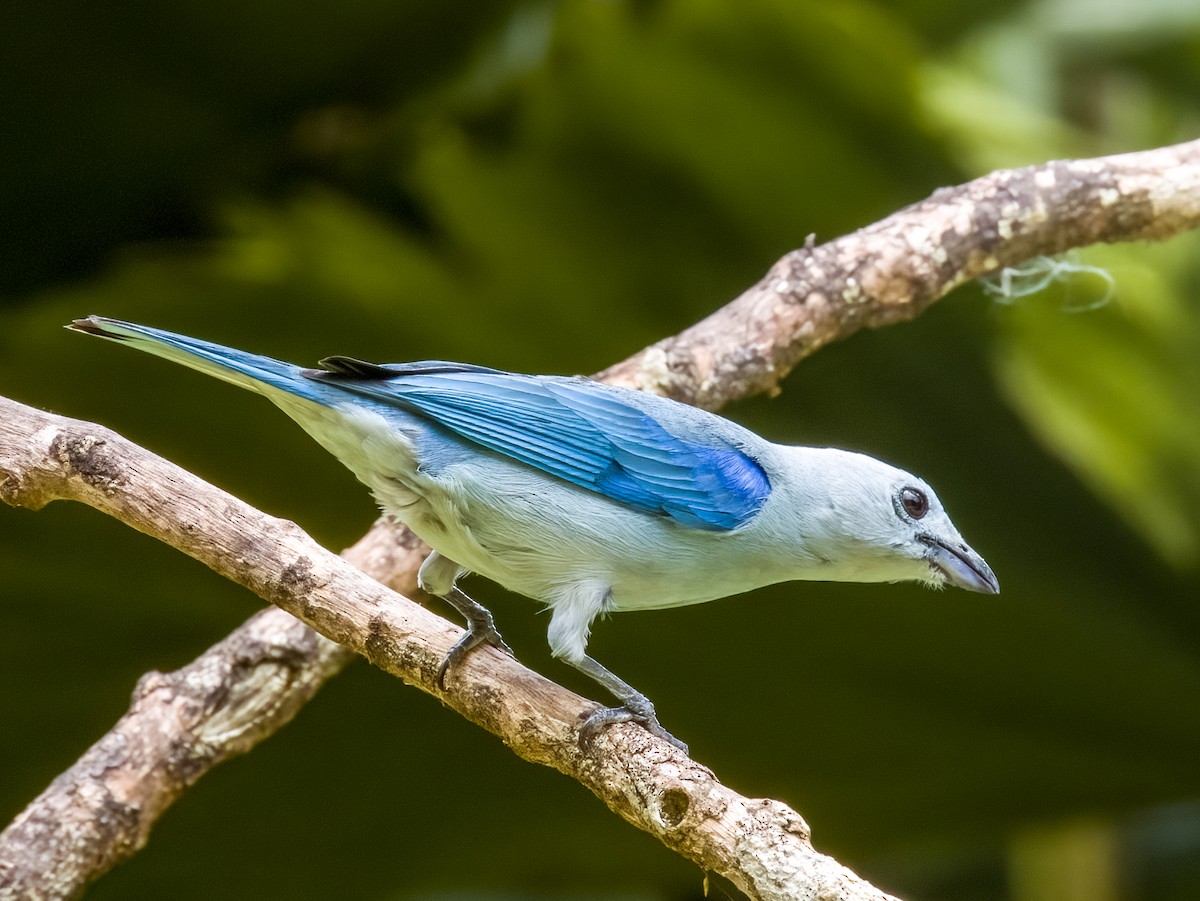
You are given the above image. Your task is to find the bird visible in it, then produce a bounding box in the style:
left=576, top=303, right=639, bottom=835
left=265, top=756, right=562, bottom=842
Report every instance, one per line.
left=68, top=315, right=999, bottom=752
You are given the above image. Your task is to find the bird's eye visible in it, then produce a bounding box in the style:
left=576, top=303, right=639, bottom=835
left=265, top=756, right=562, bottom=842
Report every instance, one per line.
left=899, top=487, right=929, bottom=519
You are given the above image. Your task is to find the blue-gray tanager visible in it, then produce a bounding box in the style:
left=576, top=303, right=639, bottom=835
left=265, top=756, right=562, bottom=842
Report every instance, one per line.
left=68, top=316, right=998, bottom=751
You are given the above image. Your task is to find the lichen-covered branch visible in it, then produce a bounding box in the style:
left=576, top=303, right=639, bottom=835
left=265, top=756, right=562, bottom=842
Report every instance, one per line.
left=0, top=396, right=898, bottom=901
left=4, top=137, right=1200, bottom=900
left=599, top=139, right=1200, bottom=407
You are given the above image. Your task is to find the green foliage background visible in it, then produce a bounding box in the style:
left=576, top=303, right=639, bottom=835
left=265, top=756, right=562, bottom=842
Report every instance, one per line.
left=2, top=1, right=1199, bottom=899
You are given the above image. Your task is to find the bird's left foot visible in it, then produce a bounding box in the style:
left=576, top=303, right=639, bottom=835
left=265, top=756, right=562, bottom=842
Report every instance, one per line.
left=436, top=589, right=514, bottom=689
left=578, top=696, right=688, bottom=754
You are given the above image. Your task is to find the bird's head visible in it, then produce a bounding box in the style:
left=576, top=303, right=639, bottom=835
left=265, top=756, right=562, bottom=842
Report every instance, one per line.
left=778, top=448, right=999, bottom=594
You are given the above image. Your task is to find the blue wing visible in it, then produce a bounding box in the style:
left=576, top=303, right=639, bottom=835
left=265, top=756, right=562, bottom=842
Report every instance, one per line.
left=306, top=360, right=771, bottom=531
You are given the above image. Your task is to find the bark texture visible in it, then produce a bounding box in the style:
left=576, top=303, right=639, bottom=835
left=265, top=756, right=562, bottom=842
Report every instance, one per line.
left=0, top=397, right=897, bottom=901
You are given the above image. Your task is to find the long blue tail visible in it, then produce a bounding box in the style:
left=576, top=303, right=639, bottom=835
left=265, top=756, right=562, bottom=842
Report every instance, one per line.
left=66, top=316, right=332, bottom=404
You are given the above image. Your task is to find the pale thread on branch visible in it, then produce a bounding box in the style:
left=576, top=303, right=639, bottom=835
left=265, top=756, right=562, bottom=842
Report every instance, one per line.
left=2, top=138, right=1200, bottom=901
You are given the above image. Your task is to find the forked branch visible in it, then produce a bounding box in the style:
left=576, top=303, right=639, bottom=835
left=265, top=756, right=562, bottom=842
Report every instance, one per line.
left=3, top=138, right=1200, bottom=900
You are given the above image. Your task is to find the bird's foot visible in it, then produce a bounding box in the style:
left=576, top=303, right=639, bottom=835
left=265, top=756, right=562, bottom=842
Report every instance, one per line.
left=436, top=606, right=514, bottom=689
left=578, top=696, right=688, bottom=754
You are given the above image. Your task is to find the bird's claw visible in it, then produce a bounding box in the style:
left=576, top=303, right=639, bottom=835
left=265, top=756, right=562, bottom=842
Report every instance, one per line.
left=578, top=702, right=688, bottom=754
left=436, top=620, right=513, bottom=689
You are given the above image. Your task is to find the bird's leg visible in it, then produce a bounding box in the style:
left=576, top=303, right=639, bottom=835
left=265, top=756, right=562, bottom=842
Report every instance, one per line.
left=435, top=586, right=514, bottom=686
left=418, top=551, right=513, bottom=688
left=568, top=654, right=688, bottom=753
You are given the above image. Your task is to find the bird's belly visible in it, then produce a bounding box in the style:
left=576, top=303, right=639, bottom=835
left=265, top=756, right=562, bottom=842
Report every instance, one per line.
left=399, top=476, right=788, bottom=610
left=602, top=560, right=781, bottom=610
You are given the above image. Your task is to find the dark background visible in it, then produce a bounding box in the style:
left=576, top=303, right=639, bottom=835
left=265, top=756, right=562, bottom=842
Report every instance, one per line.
left=2, top=2, right=1199, bottom=899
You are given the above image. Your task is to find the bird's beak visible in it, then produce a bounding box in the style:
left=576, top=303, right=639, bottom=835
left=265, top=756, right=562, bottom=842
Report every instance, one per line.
left=919, top=534, right=1000, bottom=595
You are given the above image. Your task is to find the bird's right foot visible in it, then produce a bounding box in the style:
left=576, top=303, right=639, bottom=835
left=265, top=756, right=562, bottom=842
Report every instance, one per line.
left=578, top=697, right=688, bottom=754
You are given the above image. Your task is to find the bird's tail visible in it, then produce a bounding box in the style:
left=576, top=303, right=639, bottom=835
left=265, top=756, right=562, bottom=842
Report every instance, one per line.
left=66, top=316, right=329, bottom=403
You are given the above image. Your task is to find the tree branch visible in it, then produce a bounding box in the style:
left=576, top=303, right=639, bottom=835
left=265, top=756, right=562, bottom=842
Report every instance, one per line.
left=0, top=397, right=896, bottom=901
left=3, top=138, right=1200, bottom=900
left=599, top=139, right=1200, bottom=407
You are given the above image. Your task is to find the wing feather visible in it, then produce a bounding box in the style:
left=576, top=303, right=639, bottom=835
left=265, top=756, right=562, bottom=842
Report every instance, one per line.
left=305, top=363, right=771, bottom=531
